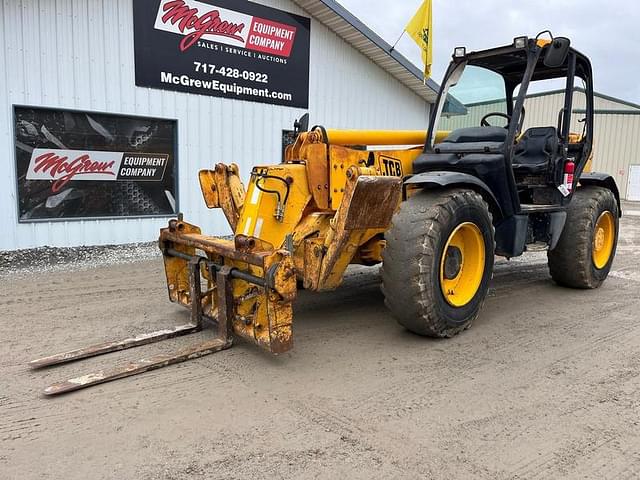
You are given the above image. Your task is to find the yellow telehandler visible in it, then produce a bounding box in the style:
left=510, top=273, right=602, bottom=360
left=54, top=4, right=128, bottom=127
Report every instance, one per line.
left=32, top=34, right=621, bottom=395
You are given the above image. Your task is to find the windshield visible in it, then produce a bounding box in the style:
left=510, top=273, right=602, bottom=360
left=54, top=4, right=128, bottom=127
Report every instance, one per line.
left=433, top=64, right=508, bottom=143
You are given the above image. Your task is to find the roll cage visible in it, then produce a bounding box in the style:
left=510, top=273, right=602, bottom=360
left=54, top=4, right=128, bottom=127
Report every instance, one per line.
left=424, top=37, right=595, bottom=209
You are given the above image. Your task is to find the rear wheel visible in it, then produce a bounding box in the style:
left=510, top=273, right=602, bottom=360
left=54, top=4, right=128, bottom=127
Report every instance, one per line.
left=381, top=189, right=495, bottom=337
left=548, top=186, right=619, bottom=288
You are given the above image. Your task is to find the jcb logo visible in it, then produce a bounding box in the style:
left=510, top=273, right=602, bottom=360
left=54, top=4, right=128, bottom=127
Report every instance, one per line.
left=380, top=156, right=403, bottom=177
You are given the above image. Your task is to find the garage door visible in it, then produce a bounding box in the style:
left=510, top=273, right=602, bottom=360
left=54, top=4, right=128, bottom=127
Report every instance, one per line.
left=629, top=165, right=640, bottom=201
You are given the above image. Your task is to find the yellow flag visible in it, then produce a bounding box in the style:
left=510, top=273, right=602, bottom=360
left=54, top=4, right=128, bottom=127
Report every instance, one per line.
left=405, top=0, right=433, bottom=79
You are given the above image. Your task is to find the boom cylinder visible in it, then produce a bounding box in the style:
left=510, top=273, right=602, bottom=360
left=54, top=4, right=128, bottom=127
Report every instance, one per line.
left=325, top=129, right=428, bottom=146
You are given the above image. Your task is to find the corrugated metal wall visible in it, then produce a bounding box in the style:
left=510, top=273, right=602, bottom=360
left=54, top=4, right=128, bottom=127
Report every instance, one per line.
left=0, top=0, right=431, bottom=251
left=440, top=92, right=640, bottom=199
left=440, top=91, right=633, bottom=131
left=593, top=113, right=640, bottom=199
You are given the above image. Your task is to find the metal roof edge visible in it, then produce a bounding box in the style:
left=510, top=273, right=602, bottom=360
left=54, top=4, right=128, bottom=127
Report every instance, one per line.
left=292, top=0, right=441, bottom=103
left=573, top=109, right=640, bottom=116
left=314, top=0, right=438, bottom=88
left=591, top=91, right=640, bottom=111
left=464, top=87, right=640, bottom=110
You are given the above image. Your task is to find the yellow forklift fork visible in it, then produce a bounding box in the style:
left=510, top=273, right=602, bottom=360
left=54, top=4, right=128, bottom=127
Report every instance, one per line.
left=29, top=255, right=237, bottom=396
left=29, top=224, right=296, bottom=395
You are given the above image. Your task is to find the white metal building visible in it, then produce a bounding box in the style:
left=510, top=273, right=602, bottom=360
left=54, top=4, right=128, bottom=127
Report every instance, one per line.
left=0, top=0, right=437, bottom=251
left=441, top=89, right=640, bottom=200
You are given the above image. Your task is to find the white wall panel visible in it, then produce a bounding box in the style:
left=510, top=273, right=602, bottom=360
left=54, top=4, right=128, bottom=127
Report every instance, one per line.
left=0, top=0, right=430, bottom=250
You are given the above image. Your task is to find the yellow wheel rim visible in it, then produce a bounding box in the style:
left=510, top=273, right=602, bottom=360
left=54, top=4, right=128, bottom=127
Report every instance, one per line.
left=592, top=211, right=615, bottom=269
left=440, top=222, right=485, bottom=307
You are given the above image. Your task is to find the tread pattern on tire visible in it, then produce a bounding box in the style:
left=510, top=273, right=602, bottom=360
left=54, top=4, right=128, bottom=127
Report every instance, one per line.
left=548, top=186, right=618, bottom=289
left=381, top=188, right=494, bottom=338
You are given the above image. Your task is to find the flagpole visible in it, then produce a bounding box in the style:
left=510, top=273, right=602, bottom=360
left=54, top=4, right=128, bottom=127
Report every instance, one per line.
left=389, top=31, right=405, bottom=52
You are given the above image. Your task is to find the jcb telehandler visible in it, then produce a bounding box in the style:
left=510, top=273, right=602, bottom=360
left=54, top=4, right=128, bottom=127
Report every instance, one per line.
left=32, top=33, right=621, bottom=395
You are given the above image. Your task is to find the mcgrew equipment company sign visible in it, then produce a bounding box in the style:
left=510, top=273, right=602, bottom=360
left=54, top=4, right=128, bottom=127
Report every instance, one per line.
left=14, top=107, right=178, bottom=221
left=134, top=0, right=311, bottom=108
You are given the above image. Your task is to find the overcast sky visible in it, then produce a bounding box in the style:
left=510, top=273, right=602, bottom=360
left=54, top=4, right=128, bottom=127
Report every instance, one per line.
left=338, top=0, right=640, bottom=104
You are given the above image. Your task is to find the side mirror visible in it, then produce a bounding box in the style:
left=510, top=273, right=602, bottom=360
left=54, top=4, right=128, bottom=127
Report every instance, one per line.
left=544, top=37, right=571, bottom=68
left=293, top=113, right=309, bottom=136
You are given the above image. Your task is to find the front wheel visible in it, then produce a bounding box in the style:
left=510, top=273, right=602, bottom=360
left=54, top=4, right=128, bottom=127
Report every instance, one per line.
left=548, top=186, right=619, bottom=288
left=381, top=189, right=495, bottom=338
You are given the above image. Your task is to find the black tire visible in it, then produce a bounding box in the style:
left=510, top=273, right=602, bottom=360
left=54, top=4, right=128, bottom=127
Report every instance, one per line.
left=381, top=189, right=495, bottom=338
left=548, top=186, right=619, bottom=289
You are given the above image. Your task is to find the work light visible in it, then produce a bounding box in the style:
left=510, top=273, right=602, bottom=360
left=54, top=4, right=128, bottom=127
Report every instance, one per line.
left=514, top=36, right=528, bottom=49
left=453, top=47, right=466, bottom=58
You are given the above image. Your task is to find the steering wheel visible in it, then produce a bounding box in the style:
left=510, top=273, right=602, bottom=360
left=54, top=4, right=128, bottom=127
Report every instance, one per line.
left=480, top=108, right=527, bottom=136
left=481, top=112, right=511, bottom=127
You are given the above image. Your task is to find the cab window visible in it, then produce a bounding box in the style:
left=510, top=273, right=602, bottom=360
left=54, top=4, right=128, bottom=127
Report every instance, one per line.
left=439, top=66, right=508, bottom=131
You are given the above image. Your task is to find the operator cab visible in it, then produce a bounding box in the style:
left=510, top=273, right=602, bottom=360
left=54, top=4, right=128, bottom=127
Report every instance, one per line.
left=417, top=34, right=594, bottom=217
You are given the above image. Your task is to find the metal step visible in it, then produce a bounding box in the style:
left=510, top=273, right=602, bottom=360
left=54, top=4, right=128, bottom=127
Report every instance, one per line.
left=520, top=204, right=565, bottom=213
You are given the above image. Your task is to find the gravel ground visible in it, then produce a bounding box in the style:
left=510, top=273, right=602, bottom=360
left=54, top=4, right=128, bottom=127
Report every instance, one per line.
left=0, top=243, right=161, bottom=278
left=1, top=215, right=640, bottom=479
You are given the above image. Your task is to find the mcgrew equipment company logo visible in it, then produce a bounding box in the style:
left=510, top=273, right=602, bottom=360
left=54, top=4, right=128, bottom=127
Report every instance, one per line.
left=155, top=0, right=298, bottom=57
left=26, top=149, right=170, bottom=192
